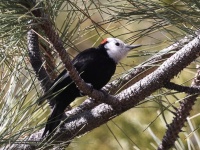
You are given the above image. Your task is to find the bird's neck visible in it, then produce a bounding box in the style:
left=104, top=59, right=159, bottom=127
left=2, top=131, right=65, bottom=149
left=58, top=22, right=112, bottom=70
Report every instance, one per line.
left=97, top=45, right=117, bottom=64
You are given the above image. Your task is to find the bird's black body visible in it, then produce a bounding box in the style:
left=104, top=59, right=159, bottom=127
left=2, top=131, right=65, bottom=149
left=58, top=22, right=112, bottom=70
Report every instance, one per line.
left=42, top=45, right=116, bottom=136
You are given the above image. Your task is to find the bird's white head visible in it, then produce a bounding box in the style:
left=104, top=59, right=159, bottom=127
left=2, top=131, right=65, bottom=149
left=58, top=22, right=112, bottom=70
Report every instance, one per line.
left=101, top=38, right=141, bottom=63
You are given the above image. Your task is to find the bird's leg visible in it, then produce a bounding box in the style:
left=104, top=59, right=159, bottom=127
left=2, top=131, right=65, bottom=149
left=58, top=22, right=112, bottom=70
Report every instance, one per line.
left=99, top=89, right=109, bottom=97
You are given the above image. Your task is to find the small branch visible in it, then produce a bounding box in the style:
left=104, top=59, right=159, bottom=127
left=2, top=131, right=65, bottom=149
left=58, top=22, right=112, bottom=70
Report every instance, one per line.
left=164, top=81, right=200, bottom=94
left=22, top=1, right=108, bottom=106
left=158, top=68, right=200, bottom=150
left=26, top=0, right=53, bottom=106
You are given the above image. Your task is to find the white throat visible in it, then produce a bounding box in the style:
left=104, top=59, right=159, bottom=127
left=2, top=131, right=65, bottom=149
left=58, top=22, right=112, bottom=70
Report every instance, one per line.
left=106, top=48, right=128, bottom=63
left=101, top=38, right=141, bottom=63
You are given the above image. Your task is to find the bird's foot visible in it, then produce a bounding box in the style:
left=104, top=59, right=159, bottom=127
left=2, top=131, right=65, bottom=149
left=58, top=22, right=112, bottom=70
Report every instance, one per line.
left=99, top=89, right=108, bottom=97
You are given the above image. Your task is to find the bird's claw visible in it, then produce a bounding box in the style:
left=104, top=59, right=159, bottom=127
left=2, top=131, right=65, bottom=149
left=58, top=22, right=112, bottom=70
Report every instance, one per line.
left=99, top=89, right=108, bottom=97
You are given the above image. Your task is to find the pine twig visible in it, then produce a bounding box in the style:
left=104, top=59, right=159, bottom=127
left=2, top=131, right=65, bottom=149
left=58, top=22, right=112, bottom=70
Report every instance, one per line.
left=40, top=42, right=57, bottom=80
left=164, top=81, right=200, bottom=94
left=158, top=68, right=200, bottom=150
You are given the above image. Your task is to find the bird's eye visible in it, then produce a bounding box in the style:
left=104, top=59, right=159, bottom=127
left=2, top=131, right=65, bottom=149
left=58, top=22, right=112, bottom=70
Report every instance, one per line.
left=115, top=42, right=120, bottom=46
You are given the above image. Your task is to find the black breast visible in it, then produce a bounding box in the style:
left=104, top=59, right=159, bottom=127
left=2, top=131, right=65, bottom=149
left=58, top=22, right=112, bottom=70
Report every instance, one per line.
left=73, top=47, right=116, bottom=90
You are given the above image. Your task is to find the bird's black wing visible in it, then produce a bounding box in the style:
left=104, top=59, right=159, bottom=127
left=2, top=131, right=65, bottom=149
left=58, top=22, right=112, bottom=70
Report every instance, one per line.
left=72, top=48, right=98, bottom=71
left=37, top=48, right=96, bottom=105
left=37, top=70, right=69, bottom=105
left=49, top=48, right=97, bottom=88
left=72, top=47, right=116, bottom=90
left=49, top=48, right=97, bottom=89
left=52, top=69, right=68, bottom=85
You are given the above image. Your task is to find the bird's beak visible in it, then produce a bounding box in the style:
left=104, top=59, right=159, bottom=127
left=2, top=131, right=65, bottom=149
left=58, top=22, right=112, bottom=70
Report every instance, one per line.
left=125, top=44, right=141, bottom=50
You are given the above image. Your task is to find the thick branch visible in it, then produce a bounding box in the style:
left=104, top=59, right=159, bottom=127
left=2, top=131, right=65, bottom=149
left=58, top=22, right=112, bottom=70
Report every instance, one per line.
left=30, top=34, right=200, bottom=145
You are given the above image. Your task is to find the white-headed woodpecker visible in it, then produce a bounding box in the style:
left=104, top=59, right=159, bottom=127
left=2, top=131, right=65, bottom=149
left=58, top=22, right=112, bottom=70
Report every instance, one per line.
left=39, top=38, right=141, bottom=137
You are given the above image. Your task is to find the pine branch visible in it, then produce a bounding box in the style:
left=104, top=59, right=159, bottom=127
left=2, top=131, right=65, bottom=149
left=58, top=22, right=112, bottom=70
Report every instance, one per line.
left=158, top=68, right=200, bottom=150
left=164, top=81, right=200, bottom=94
left=27, top=28, right=53, bottom=106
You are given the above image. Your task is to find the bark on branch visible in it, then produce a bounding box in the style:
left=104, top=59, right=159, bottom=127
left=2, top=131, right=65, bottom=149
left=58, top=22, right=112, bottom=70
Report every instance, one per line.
left=27, top=28, right=53, bottom=106
left=27, top=29, right=51, bottom=92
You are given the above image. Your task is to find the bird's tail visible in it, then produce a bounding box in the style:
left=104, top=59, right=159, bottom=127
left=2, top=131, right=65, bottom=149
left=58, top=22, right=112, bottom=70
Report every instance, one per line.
left=42, top=103, right=65, bottom=137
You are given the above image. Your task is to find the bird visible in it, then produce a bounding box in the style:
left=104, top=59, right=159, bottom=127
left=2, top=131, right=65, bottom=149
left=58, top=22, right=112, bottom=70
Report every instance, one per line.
left=38, top=38, right=141, bottom=137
